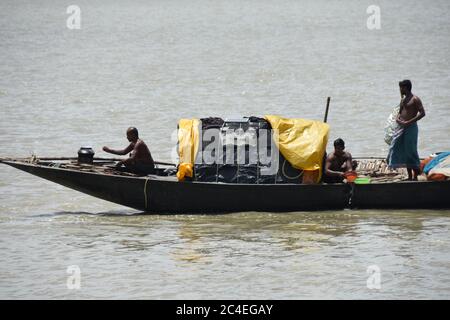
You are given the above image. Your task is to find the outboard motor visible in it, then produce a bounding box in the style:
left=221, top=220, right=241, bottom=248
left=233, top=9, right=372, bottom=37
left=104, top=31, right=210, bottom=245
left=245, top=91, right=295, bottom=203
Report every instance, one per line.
left=78, top=147, right=95, bottom=164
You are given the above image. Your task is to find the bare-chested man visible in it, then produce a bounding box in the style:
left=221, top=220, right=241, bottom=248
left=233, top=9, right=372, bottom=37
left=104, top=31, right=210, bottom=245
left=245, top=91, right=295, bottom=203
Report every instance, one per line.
left=103, top=127, right=155, bottom=175
left=323, top=138, right=356, bottom=183
left=387, top=80, right=426, bottom=180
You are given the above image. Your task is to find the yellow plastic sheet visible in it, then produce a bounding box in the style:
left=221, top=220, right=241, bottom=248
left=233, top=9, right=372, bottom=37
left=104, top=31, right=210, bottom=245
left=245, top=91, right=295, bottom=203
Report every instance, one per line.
left=177, top=119, right=200, bottom=181
left=176, top=163, right=194, bottom=181
left=264, top=115, right=330, bottom=183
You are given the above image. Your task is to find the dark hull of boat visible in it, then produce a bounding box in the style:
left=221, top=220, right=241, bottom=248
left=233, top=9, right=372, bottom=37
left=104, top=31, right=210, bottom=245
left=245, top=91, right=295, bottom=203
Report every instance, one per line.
left=2, top=161, right=450, bottom=213
left=350, top=181, right=450, bottom=209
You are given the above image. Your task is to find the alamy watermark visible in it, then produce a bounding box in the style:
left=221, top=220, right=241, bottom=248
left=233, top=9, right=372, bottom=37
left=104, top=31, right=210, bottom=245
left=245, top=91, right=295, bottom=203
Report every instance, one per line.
left=367, top=5, right=381, bottom=30
left=174, top=128, right=281, bottom=175
left=66, top=5, right=81, bottom=30
left=67, top=265, right=81, bottom=290
left=366, top=265, right=381, bottom=290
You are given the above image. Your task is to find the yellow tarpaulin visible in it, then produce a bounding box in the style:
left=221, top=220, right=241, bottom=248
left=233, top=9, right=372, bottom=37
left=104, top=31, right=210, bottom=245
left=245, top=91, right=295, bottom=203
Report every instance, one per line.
left=264, top=115, right=330, bottom=183
left=177, top=119, right=200, bottom=181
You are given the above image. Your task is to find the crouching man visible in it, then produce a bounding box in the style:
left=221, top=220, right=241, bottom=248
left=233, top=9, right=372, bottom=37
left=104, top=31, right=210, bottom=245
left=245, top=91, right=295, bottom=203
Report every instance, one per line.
left=323, top=138, right=356, bottom=183
left=103, top=127, right=155, bottom=175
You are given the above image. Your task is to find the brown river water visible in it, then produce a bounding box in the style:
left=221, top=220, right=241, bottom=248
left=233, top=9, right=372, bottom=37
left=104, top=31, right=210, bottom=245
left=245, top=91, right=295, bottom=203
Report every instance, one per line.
left=0, top=0, right=449, bottom=299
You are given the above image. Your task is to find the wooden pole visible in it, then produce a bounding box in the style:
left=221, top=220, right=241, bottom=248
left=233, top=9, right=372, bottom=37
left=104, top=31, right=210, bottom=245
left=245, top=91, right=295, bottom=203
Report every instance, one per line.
left=323, top=97, right=331, bottom=123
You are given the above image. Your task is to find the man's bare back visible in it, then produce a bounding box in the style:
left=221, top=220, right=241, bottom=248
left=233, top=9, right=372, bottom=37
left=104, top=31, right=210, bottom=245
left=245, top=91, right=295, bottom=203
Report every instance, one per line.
left=129, top=139, right=154, bottom=165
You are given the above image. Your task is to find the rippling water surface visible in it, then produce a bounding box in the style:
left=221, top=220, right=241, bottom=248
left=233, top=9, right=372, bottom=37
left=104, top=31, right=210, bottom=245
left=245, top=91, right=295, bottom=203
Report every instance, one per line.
left=0, top=0, right=449, bottom=299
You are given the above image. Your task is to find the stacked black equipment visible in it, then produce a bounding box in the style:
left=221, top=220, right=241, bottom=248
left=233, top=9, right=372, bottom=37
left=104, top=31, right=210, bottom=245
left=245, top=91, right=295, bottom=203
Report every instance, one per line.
left=193, top=116, right=302, bottom=184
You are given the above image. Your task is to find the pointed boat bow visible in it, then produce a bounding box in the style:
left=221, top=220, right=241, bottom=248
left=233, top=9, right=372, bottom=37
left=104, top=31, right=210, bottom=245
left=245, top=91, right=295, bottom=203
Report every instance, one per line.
left=1, top=160, right=149, bottom=211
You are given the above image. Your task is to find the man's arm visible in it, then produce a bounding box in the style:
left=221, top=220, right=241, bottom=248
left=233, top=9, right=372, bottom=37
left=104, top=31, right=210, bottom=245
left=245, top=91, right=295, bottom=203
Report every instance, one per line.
left=325, top=155, right=344, bottom=177
left=406, top=97, right=426, bottom=124
left=396, top=97, right=407, bottom=125
left=117, top=142, right=144, bottom=166
left=397, top=97, right=426, bottom=126
left=103, top=143, right=134, bottom=156
left=120, top=146, right=139, bottom=166
left=345, top=153, right=353, bottom=172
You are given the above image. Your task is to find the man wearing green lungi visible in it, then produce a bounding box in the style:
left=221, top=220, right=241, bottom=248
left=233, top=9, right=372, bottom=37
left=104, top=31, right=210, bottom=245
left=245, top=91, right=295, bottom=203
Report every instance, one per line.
left=388, top=80, right=426, bottom=180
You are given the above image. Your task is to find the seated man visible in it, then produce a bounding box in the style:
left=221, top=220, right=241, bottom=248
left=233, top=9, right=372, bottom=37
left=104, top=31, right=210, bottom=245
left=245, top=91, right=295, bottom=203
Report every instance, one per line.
left=323, top=138, right=356, bottom=183
left=103, top=127, right=155, bottom=175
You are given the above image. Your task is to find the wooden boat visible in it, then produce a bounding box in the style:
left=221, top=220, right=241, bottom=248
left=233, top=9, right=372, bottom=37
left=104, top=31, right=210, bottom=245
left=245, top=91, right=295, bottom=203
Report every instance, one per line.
left=1, top=157, right=449, bottom=213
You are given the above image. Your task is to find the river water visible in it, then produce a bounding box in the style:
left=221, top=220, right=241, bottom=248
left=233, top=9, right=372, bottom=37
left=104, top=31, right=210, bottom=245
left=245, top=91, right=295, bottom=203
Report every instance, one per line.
left=0, top=0, right=449, bottom=299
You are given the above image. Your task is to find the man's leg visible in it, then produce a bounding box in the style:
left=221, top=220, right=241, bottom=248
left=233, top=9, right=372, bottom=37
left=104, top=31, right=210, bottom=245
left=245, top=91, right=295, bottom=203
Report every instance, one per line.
left=352, top=160, right=358, bottom=171
left=407, top=168, right=413, bottom=180
left=406, top=167, right=419, bottom=181
left=412, top=168, right=420, bottom=181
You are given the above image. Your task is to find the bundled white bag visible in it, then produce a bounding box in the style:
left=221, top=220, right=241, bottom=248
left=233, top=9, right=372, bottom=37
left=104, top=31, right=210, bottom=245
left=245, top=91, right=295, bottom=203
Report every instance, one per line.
left=384, top=104, right=401, bottom=145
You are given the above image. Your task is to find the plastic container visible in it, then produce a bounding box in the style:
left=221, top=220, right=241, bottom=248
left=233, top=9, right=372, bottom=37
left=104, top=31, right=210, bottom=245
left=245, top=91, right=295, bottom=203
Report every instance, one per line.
left=354, top=177, right=371, bottom=184
left=344, top=171, right=358, bottom=183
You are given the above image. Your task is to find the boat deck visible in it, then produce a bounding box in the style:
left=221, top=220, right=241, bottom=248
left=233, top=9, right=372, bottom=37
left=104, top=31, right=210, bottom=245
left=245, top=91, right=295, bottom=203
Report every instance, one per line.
left=1, top=156, right=414, bottom=184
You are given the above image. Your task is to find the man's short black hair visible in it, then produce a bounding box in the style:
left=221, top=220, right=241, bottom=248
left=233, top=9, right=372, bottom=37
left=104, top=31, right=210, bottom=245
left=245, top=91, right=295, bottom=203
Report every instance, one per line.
left=334, top=138, right=345, bottom=148
left=399, top=79, right=412, bottom=91
left=128, top=127, right=139, bottom=137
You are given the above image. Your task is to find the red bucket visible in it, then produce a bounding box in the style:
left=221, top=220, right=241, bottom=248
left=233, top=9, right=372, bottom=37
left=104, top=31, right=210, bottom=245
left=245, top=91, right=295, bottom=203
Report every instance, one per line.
left=344, top=171, right=358, bottom=183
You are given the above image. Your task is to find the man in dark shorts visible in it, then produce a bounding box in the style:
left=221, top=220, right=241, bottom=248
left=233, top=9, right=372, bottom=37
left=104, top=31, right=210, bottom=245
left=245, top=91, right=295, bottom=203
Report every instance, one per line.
left=323, top=138, right=356, bottom=183
left=103, top=127, right=155, bottom=175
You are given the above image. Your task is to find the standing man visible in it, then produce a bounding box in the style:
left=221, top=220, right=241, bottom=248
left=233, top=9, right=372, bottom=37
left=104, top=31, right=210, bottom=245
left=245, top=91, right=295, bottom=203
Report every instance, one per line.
left=387, top=80, right=426, bottom=180
left=103, top=127, right=155, bottom=175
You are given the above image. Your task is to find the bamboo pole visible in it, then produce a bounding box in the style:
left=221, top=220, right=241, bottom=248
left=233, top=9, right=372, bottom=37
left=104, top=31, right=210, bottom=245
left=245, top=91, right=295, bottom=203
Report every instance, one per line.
left=0, top=157, right=176, bottom=166
left=323, top=97, right=331, bottom=123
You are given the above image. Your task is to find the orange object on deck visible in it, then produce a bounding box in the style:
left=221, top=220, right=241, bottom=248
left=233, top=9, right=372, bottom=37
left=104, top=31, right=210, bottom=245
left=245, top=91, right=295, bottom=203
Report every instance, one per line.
left=176, top=163, right=193, bottom=182
left=344, top=171, right=358, bottom=183
left=427, top=173, right=447, bottom=181
left=420, top=157, right=433, bottom=173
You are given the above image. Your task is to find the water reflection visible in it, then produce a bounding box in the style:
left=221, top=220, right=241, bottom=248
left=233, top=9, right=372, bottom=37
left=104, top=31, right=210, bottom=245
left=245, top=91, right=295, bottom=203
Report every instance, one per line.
left=173, top=226, right=206, bottom=263
left=28, top=209, right=448, bottom=260
left=164, top=212, right=363, bottom=261
left=1, top=207, right=449, bottom=299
